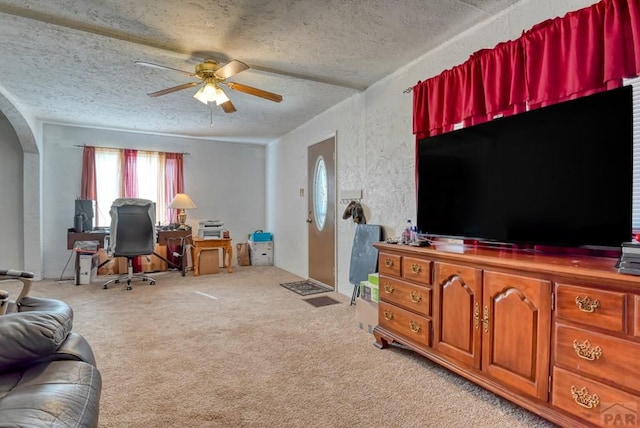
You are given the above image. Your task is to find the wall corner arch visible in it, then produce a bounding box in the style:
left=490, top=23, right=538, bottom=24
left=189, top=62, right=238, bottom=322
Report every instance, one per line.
left=0, top=90, right=42, bottom=278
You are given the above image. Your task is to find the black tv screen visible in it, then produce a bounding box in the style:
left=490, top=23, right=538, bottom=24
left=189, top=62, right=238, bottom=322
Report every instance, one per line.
left=417, top=85, right=633, bottom=249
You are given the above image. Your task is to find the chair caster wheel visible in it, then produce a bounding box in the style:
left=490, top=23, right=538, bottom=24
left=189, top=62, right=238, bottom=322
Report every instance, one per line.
left=115, top=280, right=120, bottom=284
left=150, top=281, right=156, bottom=285
left=102, top=284, right=108, bottom=289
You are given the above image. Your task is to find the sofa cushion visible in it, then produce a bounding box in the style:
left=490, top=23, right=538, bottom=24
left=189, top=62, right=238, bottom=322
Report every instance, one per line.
left=0, top=304, right=73, bottom=372
left=0, top=360, right=101, bottom=427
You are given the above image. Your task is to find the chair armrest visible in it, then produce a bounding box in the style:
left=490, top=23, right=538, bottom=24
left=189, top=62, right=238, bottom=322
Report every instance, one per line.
left=0, top=289, right=8, bottom=315
left=0, top=269, right=34, bottom=307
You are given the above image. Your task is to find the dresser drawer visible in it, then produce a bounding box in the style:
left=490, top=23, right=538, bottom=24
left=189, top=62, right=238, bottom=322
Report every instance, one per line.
left=556, top=284, right=627, bottom=333
left=552, top=366, right=640, bottom=427
left=555, top=324, right=640, bottom=394
left=379, top=276, right=431, bottom=316
left=379, top=252, right=402, bottom=277
left=402, top=257, right=431, bottom=285
left=379, top=301, right=431, bottom=346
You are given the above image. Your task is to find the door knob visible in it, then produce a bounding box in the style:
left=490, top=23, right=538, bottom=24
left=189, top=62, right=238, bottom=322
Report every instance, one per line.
left=306, top=219, right=312, bottom=223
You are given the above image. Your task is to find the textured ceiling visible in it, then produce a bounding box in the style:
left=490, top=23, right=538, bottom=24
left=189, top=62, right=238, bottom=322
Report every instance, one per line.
left=0, top=0, right=521, bottom=144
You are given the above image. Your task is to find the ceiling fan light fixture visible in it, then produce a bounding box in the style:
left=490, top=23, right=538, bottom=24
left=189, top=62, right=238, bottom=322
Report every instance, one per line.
left=215, top=88, right=230, bottom=105
left=193, top=83, right=217, bottom=104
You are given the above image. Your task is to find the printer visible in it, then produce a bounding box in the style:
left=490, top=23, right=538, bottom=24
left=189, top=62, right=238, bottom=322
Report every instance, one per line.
left=198, top=220, right=224, bottom=239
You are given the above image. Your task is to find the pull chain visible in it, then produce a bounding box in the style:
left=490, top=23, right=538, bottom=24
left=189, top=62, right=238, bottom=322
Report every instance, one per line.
left=210, top=102, right=214, bottom=128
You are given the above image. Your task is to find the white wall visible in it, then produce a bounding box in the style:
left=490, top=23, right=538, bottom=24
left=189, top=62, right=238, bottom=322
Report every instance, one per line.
left=42, top=124, right=266, bottom=279
left=0, top=117, right=24, bottom=268
left=266, top=0, right=597, bottom=297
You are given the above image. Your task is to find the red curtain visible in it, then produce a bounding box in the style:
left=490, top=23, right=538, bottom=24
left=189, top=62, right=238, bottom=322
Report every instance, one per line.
left=80, top=146, right=97, bottom=201
left=413, top=0, right=640, bottom=138
left=80, top=145, right=99, bottom=234
left=164, top=153, right=184, bottom=223
left=123, top=149, right=138, bottom=198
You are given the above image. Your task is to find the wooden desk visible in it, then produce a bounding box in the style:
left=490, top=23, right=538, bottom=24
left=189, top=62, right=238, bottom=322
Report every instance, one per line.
left=67, top=229, right=108, bottom=249
left=191, top=237, right=233, bottom=275
left=157, top=228, right=192, bottom=246
left=67, top=228, right=193, bottom=276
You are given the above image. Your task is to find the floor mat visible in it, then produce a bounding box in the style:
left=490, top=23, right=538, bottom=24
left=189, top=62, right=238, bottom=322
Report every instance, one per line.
left=280, top=280, right=333, bottom=296
left=304, top=295, right=341, bottom=307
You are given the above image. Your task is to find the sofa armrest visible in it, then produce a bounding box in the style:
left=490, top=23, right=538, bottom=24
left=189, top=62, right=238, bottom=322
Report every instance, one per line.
left=47, top=332, right=98, bottom=366
left=0, top=307, right=73, bottom=372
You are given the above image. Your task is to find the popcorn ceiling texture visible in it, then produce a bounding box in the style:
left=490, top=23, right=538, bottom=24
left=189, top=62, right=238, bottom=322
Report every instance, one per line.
left=0, top=0, right=523, bottom=143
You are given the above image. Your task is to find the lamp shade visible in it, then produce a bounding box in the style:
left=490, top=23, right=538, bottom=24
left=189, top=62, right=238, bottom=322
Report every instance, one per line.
left=168, top=193, right=197, bottom=209
left=193, top=83, right=218, bottom=104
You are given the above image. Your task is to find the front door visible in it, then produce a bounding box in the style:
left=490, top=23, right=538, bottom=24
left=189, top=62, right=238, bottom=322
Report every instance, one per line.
left=307, top=136, right=336, bottom=288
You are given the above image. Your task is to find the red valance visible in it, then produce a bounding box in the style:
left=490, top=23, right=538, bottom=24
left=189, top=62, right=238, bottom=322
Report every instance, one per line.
left=413, top=0, right=640, bottom=137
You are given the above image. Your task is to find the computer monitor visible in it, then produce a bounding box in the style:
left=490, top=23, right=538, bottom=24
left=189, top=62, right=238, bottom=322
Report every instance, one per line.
left=75, top=199, right=95, bottom=232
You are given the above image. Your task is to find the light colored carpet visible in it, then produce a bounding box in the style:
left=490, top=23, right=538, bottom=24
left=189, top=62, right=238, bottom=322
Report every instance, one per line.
left=2, top=266, right=556, bottom=427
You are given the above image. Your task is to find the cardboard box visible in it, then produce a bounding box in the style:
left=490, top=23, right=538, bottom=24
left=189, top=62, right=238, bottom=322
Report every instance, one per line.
left=355, top=297, right=378, bottom=334
left=198, top=248, right=220, bottom=275
left=117, top=257, right=129, bottom=275
left=97, top=248, right=117, bottom=276
left=249, top=240, right=274, bottom=266
left=359, top=280, right=379, bottom=303
left=76, top=252, right=99, bottom=285
left=140, top=244, right=168, bottom=272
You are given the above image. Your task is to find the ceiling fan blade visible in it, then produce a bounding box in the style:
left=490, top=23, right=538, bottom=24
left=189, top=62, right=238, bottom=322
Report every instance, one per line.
left=147, top=82, right=200, bottom=97
left=214, top=60, right=249, bottom=80
left=225, top=82, right=283, bottom=103
left=135, top=61, right=195, bottom=77
left=220, top=100, right=237, bottom=113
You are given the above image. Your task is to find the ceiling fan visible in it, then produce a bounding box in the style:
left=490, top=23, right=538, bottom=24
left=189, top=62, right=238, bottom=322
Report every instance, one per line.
left=135, top=58, right=283, bottom=113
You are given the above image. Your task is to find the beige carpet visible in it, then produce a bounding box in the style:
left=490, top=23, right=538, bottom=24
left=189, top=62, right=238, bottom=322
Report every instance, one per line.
left=3, top=266, right=555, bottom=427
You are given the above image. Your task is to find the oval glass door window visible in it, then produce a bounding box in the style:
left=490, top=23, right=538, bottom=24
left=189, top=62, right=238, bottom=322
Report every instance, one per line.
left=314, top=156, right=328, bottom=231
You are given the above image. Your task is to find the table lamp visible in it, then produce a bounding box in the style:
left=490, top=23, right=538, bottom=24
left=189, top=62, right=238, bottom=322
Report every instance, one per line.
left=168, top=193, right=197, bottom=229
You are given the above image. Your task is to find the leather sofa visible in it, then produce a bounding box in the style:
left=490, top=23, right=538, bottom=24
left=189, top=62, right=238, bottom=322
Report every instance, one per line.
left=0, top=270, right=102, bottom=427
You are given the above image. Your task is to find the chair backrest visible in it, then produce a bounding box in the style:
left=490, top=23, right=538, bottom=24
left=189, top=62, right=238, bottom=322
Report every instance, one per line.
left=109, top=199, right=156, bottom=257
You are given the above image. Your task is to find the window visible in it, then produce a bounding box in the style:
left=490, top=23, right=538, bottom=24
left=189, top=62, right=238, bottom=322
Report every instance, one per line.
left=313, top=156, right=328, bottom=231
left=88, top=148, right=183, bottom=227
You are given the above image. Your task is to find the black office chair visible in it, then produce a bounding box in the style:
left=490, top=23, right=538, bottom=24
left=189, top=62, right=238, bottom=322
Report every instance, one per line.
left=103, top=198, right=157, bottom=290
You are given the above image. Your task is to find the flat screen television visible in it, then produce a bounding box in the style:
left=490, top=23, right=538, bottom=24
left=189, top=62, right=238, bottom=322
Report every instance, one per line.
left=417, top=85, right=633, bottom=250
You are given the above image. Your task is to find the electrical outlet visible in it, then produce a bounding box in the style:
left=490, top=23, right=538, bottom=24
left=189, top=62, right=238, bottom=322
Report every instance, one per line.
left=300, top=188, right=304, bottom=197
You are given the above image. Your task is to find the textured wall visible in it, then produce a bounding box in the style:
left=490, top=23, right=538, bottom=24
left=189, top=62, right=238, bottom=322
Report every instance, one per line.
left=267, top=0, right=597, bottom=297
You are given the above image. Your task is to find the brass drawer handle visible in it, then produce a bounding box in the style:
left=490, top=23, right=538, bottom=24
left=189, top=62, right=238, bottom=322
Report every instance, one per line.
left=473, top=302, right=480, bottom=330
left=410, top=290, right=422, bottom=304
left=410, top=263, right=422, bottom=274
left=570, top=385, right=600, bottom=409
left=482, top=305, right=489, bottom=333
left=383, top=310, right=394, bottom=321
left=385, top=258, right=394, bottom=268
left=383, top=282, right=394, bottom=294
left=409, top=320, right=421, bottom=334
left=573, top=339, right=603, bottom=361
left=575, top=296, right=600, bottom=313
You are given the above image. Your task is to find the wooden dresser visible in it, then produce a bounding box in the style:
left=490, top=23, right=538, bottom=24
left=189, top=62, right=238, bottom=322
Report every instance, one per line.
left=373, top=242, right=640, bottom=427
